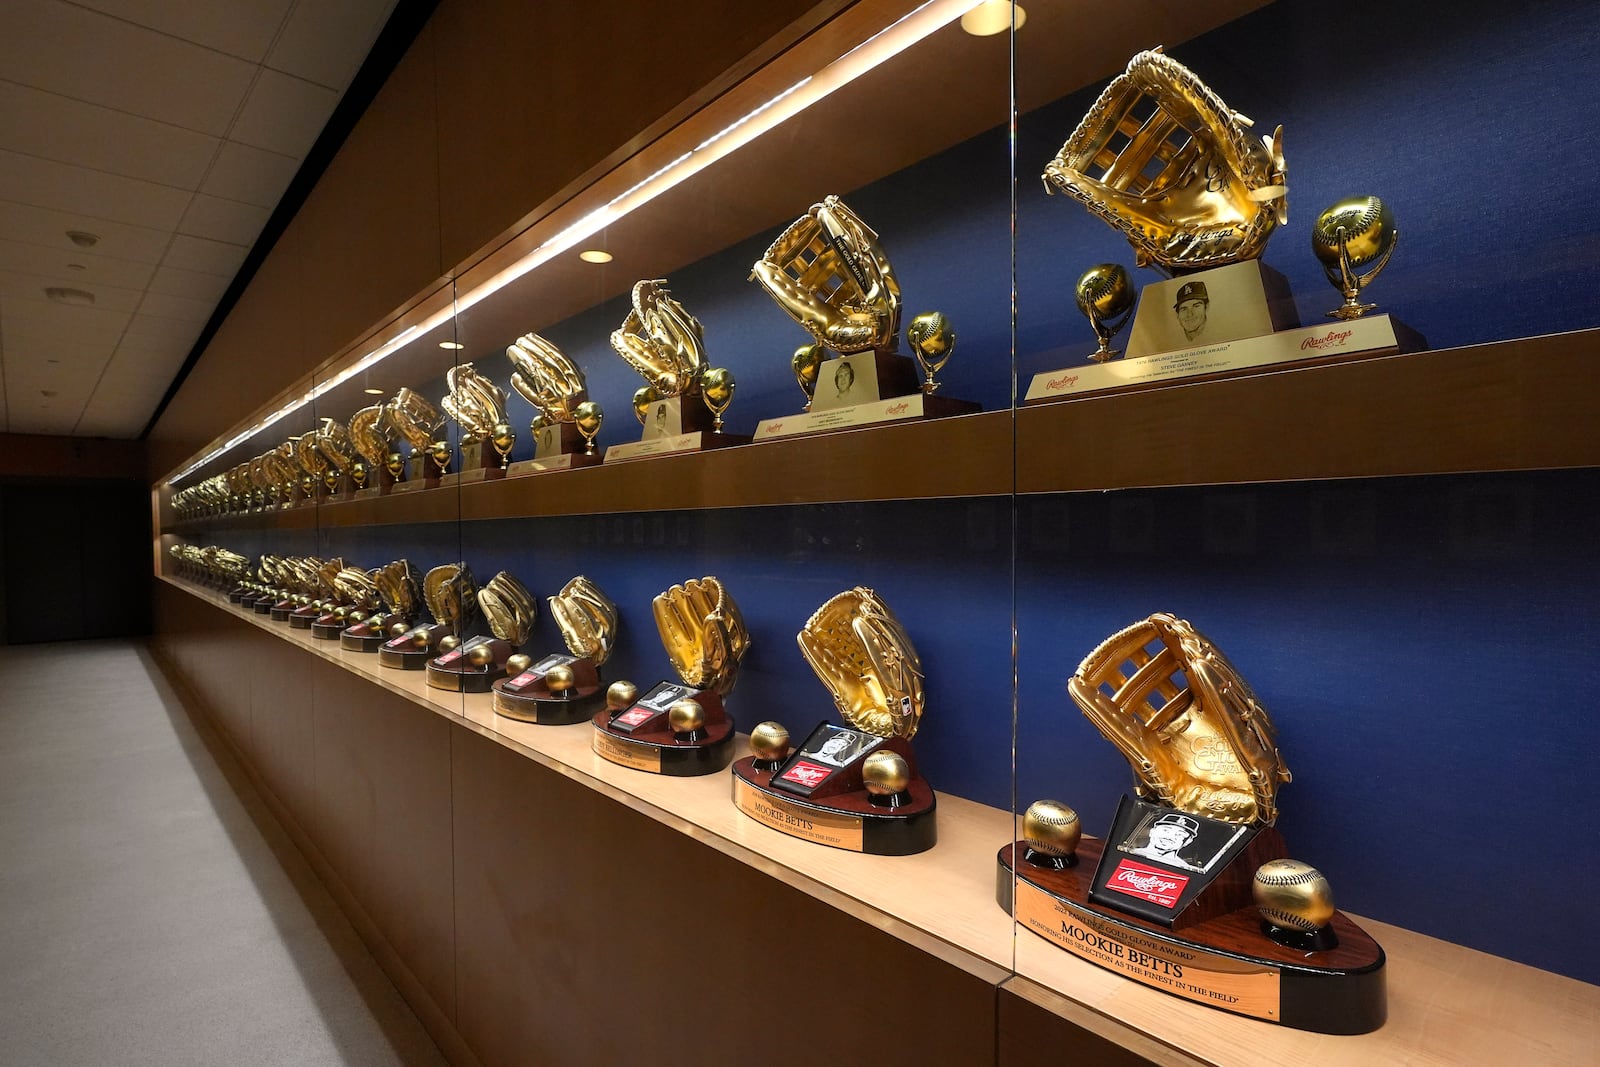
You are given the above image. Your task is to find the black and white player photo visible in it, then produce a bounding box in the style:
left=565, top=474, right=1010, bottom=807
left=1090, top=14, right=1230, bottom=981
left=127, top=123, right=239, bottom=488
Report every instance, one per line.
left=812, top=353, right=878, bottom=412
left=1116, top=810, right=1243, bottom=874
left=802, top=725, right=878, bottom=767
left=637, top=682, right=692, bottom=712
left=1173, top=280, right=1210, bottom=342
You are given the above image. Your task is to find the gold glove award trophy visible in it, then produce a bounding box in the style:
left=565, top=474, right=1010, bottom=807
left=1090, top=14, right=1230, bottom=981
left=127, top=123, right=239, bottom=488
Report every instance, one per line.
left=244, top=555, right=284, bottom=612
left=603, top=279, right=748, bottom=462
left=312, top=566, right=379, bottom=640
left=342, top=560, right=421, bottom=652
left=348, top=404, right=400, bottom=496
left=270, top=557, right=318, bottom=621
left=379, top=563, right=478, bottom=670
left=749, top=196, right=977, bottom=442
left=439, top=363, right=510, bottom=485
left=996, top=613, right=1385, bottom=1034
left=592, top=577, right=747, bottom=775
left=426, top=570, right=536, bottom=692
left=1026, top=49, right=1421, bottom=404
left=732, top=588, right=937, bottom=855
left=289, top=558, right=344, bottom=630
left=505, top=333, right=602, bottom=473
left=387, top=387, right=446, bottom=491
left=314, top=418, right=358, bottom=499
left=494, top=576, right=618, bottom=724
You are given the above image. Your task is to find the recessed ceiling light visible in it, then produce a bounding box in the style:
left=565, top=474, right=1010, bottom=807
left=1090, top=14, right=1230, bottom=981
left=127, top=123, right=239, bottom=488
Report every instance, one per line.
left=364, top=387, right=384, bottom=395
left=579, top=249, right=614, bottom=264
left=960, top=0, right=1023, bottom=35
left=439, top=340, right=465, bottom=350
left=44, top=286, right=95, bottom=306
left=66, top=230, right=99, bottom=249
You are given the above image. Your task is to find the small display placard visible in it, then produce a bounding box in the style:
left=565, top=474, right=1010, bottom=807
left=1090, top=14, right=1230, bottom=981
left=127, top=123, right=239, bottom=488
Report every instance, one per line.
left=501, top=652, right=576, bottom=693
left=770, top=722, right=883, bottom=798
left=732, top=776, right=864, bottom=851
left=592, top=730, right=661, bottom=773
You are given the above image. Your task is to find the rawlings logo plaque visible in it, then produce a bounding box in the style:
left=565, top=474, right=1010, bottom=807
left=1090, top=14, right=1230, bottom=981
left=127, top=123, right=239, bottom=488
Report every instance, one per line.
left=1105, top=859, right=1188, bottom=908
left=778, top=760, right=831, bottom=789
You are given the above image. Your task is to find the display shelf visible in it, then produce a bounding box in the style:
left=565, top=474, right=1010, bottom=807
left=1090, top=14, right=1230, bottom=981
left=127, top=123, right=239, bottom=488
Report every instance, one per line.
left=1018, top=328, right=1600, bottom=494
left=164, top=329, right=1600, bottom=536
left=158, top=574, right=1600, bottom=1065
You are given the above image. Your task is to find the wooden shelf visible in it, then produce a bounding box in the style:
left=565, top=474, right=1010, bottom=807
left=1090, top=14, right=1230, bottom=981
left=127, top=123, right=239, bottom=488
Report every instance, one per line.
left=163, top=330, right=1600, bottom=535
left=157, top=576, right=1600, bottom=1066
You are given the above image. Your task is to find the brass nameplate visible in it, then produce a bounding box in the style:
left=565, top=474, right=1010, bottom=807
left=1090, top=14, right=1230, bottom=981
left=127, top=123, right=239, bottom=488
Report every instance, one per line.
left=508, top=454, right=580, bottom=476
left=1014, top=878, right=1281, bottom=1021
left=592, top=728, right=662, bottom=772
left=1025, top=315, right=1404, bottom=402
left=389, top=479, right=424, bottom=494
left=753, top=393, right=930, bottom=441
left=604, top=431, right=703, bottom=463
left=733, top=777, right=865, bottom=851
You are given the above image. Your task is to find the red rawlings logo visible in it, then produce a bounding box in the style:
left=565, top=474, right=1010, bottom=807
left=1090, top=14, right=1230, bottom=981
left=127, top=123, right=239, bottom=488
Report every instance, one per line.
left=1106, top=859, right=1189, bottom=908
left=778, top=760, right=831, bottom=788
left=1301, top=329, right=1354, bottom=352
left=884, top=402, right=910, bottom=415
left=1046, top=374, right=1080, bottom=390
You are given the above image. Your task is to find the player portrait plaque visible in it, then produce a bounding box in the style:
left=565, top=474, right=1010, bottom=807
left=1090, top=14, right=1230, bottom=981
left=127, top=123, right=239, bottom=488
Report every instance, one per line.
left=732, top=587, right=936, bottom=855
left=995, top=613, right=1385, bottom=1033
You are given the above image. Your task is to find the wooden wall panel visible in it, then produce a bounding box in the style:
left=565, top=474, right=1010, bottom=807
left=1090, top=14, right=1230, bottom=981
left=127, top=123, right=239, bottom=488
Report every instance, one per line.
left=294, top=22, right=442, bottom=373
left=430, top=0, right=841, bottom=272
left=450, top=727, right=1002, bottom=1067
left=249, top=635, right=317, bottom=824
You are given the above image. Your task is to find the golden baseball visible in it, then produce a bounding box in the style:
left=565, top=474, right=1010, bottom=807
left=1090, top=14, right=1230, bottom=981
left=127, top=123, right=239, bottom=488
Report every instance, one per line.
left=1022, top=800, right=1082, bottom=858
left=1253, top=859, right=1335, bottom=932
left=545, top=664, right=575, bottom=694
left=668, top=699, right=704, bottom=734
left=506, top=653, right=532, bottom=676
left=862, top=750, right=910, bottom=795
left=749, top=721, right=791, bottom=762
left=466, top=643, right=495, bottom=668
left=605, top=680, right=639, bottom=712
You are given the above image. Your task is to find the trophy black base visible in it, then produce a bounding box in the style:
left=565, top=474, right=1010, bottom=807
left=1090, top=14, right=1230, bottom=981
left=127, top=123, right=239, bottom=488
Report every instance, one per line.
left=492, top=655, right=604, bottom=724
left=310, top=618, right=344, bottom=640
left=288, top=609, right=318, bottom=630
left=729, top=733, right=937, bottom=856
left=340, top=620, right=394, bottom=653
left=424, top=635, right=511, bottom=693
left=269, top=605, right=295, bottom=622
left=996, top=840, right=1386, bottom=1034
left=377, top=623, right=447, bottom=669
left=227, top=589, right=249, bottom=604
left=590, top=684, right=734, bottom=776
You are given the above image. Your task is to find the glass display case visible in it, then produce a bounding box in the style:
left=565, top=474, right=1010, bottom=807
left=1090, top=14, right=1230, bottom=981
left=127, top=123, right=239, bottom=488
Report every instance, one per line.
left=155, top=0, right=1600, bottom=1058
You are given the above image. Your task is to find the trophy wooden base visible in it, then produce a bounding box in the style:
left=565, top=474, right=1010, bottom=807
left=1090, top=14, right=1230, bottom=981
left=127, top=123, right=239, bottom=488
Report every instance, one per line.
left=603, top=430, right=749, bottom=464
left=590, top=684, right=734, bottom=776
left=996, top=839, right=1386, bottom=1034
left=288, top=606, right=319, bottom=630
left=310, top=614, right=345, bottom=640
left=340, top=617, right=398, bottom=653
left=505, top=451, right=601, bottom=477
left=424, top=636, right=511, bottom=693
left=729, top=732, right=937, bottom=856
left=492, top=655, right=604, bottom=724
left=269, top=600, right=297, bottom=622
left=227, top=588, right=249, bottom=604
left=377, top=623, right=448, bottom=670
left=752, top=392, right=979, bottom=442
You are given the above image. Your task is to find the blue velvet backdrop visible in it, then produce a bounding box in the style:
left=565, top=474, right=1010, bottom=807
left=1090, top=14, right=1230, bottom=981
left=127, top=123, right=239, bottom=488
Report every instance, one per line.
left=209, top=0, right=1600, bottom=982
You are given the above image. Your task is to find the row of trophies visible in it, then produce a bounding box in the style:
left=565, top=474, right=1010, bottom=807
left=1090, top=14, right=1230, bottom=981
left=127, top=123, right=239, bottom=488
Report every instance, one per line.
left=171, top=537, right=1385, bottom=1034
left=171, top=195, right=969, bottom=521
left=169, top=544, right=939, bottom=855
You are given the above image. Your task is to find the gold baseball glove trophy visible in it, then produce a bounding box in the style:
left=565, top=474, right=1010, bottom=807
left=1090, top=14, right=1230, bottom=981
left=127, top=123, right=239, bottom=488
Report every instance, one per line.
left=996, top=613, right=1386, bottom=1034
left=605, top=280, right=746, bottom=460
left=379, top=562, right=479, bottom=670
left=494, top=575, right=619, bottom=724
left=342, top=560, right=421, bottom=652
left=309, top=565, right=376, bottom=641
left=427, top=570, right=536, bottom=692
left=593, top=577, right=748, bottom=776
left=749, top=196, right=976, bottom=440
left=505, top=332, right=604, bottom=471
left=732, top=588, right=937, bottom=855
left=348, top=403, right=399, bottom=494
left=289, top=557, right=346, bottom=630
left=386, top=387, right=447, bottom=488
left=440, top=363, right=511, bottom=482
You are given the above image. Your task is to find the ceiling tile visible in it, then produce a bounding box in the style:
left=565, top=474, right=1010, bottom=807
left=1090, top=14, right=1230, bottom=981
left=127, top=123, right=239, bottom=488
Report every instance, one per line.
left=1, top=300, right=133, bottom=345
left=0, top=238, right=156, bottom=291
left=0, top=201, right=171, bottom=264
left=1, top=338, right=117, bottom=383
left=123, top=312, right=203, bottom=348
left=70, top=413, right=145, bottom=439
left=200, top=140, right=299, bottom=208
left=177, top=193, right=270, bottom=247
left=0, top=2, right=256, bottom=136
left=147, top=263, right=230, bottom=302
left=137, top=290, right=214, bottom=324
left=161, top=234, right=247, bottom=277
left=0, top=268, right=145, bottom=313
left=228, top=69, right=339, bottom=158
left=0, top=149, right=192, bottom=230
left=267, top=0, right=396, bottom=89
left=7, top=411, right=78, bottom=435
left=0, top=82, right=220, bottom=190
left=68, top=0, right=296, bottom=63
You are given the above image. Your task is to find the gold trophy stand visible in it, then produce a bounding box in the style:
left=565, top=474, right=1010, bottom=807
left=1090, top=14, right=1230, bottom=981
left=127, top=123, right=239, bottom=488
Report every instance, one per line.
left=424, top=635, right=512, bottom=693
left=995, top=833, right=1386, bottom=1034
left=268, top=596, right=299, bottom=622
left=492, top=655, right=605, bottom=725
left=753, top=352, right=979, bottom=442
left=310, top=605, right=354, bottom=640
left=731, top=734, right=937, bottom=856
left=604, top=393, right=750, bottom=463
left=444, top=439, right=507, bottom=486
left=507, top=423, right=601, bottom=476
left=340, top=613, right=405, bottom=652
left=591, top=686, right=735, bottom=776
left=378, top=622, right=450, bottom=669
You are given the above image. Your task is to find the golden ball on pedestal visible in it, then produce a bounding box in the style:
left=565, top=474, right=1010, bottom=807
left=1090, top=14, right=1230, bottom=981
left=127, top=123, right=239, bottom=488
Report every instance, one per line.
left=668, top=699, right=704, bottom=734
left=389, top=620, right=410, bottom=638
left=505, top=653, right=532, bottom=676
left=606, top=680, right=639, bottom=712
left=545, top=664, right=575, bottom=694
left=1253, top=859, right=1335, bottom=932
left=1022, top=800, right=1082, bottom=858
left=466, top=643, right=495, bottom=668
left=347, top=611, right=367, bottom=625
left=749, top=721, right=791, bottom=762
left=862, top=750, right=910, bottom=795
left=436, top=634, right=460, bottom=654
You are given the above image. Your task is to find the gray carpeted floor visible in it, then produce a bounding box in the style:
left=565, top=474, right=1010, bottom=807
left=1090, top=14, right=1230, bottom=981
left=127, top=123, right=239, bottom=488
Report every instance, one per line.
left=0, top=640, right=447, bottom=1066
